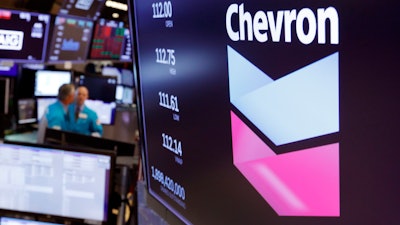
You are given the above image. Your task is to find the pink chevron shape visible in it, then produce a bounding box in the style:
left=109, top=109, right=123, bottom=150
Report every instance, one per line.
left=231, top=111, right=340, bottom=216
left=231, top=111, right=276, bottom=164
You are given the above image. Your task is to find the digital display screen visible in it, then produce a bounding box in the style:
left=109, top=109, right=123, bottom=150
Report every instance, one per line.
left=84, top=99, right=116, bottom=125
left=0, top=64, right=18, bottom=77
left=101, top=66, right=121, bottom=79
left=17, top=98, right=37, bottom=124
left=0, top=9, right=50, bottom=63
left=47, top=15, right=93, bottom=63
left=59, top=0, right=105, bottom=20
left=115, top=85, right=133, bottom=104
left=89, top=18, right=132, bottom=61
left=120, top=68, right=134, bottom=86
left=0, top=217, right=63, bottom=225
left=34, top=70, right=72, bottom=97
left=36, top=97, right=57, bottom=121
left=131, top=0, right=399, bottom=224
left=0, top=142, right=114, bottom=224
left=77, top=74, right=117, bottom=103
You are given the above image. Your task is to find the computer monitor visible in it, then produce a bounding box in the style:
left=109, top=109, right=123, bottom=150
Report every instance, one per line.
left=89, top=18, right=131, bottom=61
left=101, top=66, right=122, bottom=82
left=34, top=70, right=72, bottom=97
left=0, top=64, right=18, bottom=77
left=120, top=68, right=134, bottom=87
left=76, top=74, right=117, bottom=103
left=115, top=85, right=123, bottom=101
left=58, top=0, right=105, bottom=20
left=101, top=67, right=134, bottom=86
left=115, top=85, right=133, bottom=105
left=0, top=142, right=115, bottom=225
left=0, top=217, right=63, bottom=225
left=0, top=9, right=51, bottom=63
left=36, top=97, right=57, bottom=121
left=0, top=77, right=10, bottom=114
left=84, top=99, right=116, bottom=125
left=46, top=15, right=94, bottom=63
left=17, top=98, right=37, bottom=124
left=122, top=87, right=134, bottom=104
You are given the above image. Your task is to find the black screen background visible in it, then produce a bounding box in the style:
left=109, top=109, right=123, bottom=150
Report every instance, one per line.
left=131, top=0, right=400, bottom=224
left=0, top=10, right=50, bottom=62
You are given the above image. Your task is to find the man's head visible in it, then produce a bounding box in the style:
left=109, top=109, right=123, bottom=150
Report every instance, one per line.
left=76, top=86, right=89, bottom=106
left=58, top=83, right=75, bottom=105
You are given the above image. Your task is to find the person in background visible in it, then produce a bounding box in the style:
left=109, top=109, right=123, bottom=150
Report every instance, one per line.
left=37, top=83, right=75, bottom=143
left=68, top=86, right=103, bottom=137
left=46, top=83, right=75, bottom=130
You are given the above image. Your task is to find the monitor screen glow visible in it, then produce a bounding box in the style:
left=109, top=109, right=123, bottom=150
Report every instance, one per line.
left=101, top=66, right=122, bottom=83
left=0, top=9, right=50, bottom=63
left=89, top=19, right=131, bottom=61
left=0, top=217, right=63, bottom=225
left=59, top=0, right=105, bottom=20
left=0, top=64, right=18, bottom=77
left=46, top=15, right=94, bottom=63
left=34, top=70, right=72, bottom=97
left=84, top=99, right=116, bottom=125
left=17, top=98, right=37, bottom=124
left=120, top=68, right=134, bottom=87
left=36, top=97, right=57, bottom=121
left=115, top=85, right=133, bottom=104
left=0, top=142, right=114, bottom=224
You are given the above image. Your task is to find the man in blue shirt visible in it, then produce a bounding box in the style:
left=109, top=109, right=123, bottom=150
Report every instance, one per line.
left=45, top=83, right=76, bottom=130
left=68, top=86, right=103, bottom=137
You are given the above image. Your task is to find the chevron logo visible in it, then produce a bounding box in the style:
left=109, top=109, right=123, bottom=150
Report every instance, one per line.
left=228, top=45, right=340, bottom=216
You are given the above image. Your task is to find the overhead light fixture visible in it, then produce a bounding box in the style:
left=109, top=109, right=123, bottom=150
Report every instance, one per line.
left=105, top=0, right=128, bottom=11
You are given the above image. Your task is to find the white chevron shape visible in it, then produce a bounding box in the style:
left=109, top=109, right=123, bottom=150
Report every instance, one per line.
left=228, top=45, right=339, bottom=146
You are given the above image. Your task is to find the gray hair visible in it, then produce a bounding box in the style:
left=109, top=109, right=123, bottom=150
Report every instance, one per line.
left=57, top=83, right=75, bottom=101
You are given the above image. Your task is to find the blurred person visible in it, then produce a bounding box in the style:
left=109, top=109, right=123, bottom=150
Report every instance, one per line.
left=46, top=83, right=75, bottom=130
left=68, top=86, right=103, bottom=137
left=37, top=83, right=75, bottom=143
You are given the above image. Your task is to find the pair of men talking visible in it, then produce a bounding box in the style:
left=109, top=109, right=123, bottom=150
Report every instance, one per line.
left=45, top=83, right=103, bottom=137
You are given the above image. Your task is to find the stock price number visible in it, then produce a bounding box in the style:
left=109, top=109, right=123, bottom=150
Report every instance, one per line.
left=151, top=166, right=186, bottom=201
left=152, top=1, right=173, bottom=18
left=159, top=91, right=180, bottom=112
left=162, top=133, right=182, bottom=157
left=155, top=48, right=175, bottom=66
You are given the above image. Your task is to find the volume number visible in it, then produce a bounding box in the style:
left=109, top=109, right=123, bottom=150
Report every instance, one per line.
left=151, top=166, right=164, bottom=184
left=150, top=166, right=186, bottom=201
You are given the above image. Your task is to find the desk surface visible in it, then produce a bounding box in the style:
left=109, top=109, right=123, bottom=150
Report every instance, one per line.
left=3, top=131, right=138, bottom=167
left=4, top=131, right=38, bottom=144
